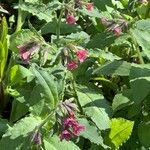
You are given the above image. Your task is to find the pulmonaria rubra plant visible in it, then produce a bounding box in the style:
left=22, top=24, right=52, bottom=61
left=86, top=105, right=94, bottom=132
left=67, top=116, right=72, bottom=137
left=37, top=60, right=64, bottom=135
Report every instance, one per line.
left=76, top=49, right=88, bottom=62
left=17, top=42, right=40, bottom=63
left=60, top=112, right=85, bottom=140
left=86, top=3, right=94, bottom=11
left=67, top=60, right=78, bottom=70
left=1, top=0, right=150, bottom=149
left=66, top=47, right=88, bottom=70
left=66, top=14, right=76, bottom=24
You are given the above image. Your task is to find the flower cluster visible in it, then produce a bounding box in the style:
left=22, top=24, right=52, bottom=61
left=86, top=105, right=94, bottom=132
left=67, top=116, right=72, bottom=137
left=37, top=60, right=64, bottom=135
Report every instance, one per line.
left=67, top=49, right=88, bottom=71
left=101, top=17, right=128, bottom=36
left=60, top=112, right=85, bottom=140
left=17, top=41, right=40, bottom=63
left=66, top=2, right=94, bottom=25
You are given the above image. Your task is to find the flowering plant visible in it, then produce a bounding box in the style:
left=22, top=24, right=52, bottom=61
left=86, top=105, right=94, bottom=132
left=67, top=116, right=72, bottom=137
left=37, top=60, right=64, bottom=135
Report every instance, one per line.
left=0, top=0, right=150, bottom=149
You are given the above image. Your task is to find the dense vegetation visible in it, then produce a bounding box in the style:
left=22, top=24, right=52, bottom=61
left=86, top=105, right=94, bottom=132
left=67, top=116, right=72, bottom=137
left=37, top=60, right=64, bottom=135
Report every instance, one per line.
left=0, top=0, right=150, bottom=149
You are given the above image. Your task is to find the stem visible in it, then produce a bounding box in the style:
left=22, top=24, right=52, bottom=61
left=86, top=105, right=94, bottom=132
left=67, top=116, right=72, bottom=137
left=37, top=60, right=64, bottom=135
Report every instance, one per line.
left=145, top=1, right=150, bottom=19
left=129, top=31, right=144, bottom=64
left=56, top=7, right=64, bottom=40
left=15, top=0, right=23, bottom=32
left=37, top=109, right=56, bottom=130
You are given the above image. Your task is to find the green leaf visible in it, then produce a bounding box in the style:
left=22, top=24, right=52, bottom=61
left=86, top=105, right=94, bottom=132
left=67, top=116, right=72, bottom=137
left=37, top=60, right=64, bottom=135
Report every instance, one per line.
left=93, top=60, right=131, bottom=76
left=112, top=93, right=131, bottom=112
left=44, top=135, right=81, bottom=150
left=93, top=0, right=113, bottom=11
left=138, top=121, right=150, bottom=148
left=78, top=118, right=109, bottom=149
left=0, top=116, right=41, bottom=150
left=129, top=77, right=150, bottom=104
left=0, top=17, right=8, bottom=44
left=130, top=28, right=150, bottom=60
left=0, top=17, right=8, bottom=81
left=130, top=64, right=150, bottom=80
left=109, top=118, right=134, bottom=149
left=9, top=29, right=41, bottom=53
left=0, top=119, right=10, bottom=137
left=30, top=64, right=58, bottom=109
left=76, top=85, right=111, bottom=130
left=40, top=21, right=82, bottom=35
left=87, top=32, right=116, bottom=49
left=9, top=65, right=34, bottom=85
left=18, top=1, right=61, bottom=22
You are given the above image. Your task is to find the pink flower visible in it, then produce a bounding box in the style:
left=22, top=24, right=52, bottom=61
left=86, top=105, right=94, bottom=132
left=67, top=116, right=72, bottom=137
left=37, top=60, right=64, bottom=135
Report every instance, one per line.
left=60, top=112, right=85, bottom=140
left=86, top=3, right=94, bottom=11
left=139, top=0, right=148, bottom=4
left=112, top=26, right=122, bottom=36
left=17, top=42, right=39, bottom=63
left=67, top=60, right=78, bottom=70
left=72, top=123, right=85, bottom=136
left=17, top=44, right=31, bottom=63
left=76, top=49, right=88, bottom=62
left=66, top=15, right=76, bottom=24
left=60, top=130, right=72, bottom=141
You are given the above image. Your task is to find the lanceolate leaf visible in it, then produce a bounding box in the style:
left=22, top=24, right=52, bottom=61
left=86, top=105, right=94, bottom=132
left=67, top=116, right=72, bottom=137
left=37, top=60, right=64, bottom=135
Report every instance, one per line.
left=0, top=17, right=8, bottom=81
left=109, top=118, right=134, bottom=149
left=31, top=64, right=58, bottom=108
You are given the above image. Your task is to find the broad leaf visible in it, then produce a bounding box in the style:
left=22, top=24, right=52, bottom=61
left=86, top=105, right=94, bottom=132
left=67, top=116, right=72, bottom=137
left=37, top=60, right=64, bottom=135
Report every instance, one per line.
left=44, top=136, right=81, bottom=150
left=109, top=118, right=134, bottom=149
left=0, top=116, right=41, bottom=150
left=76, top=85, right=111, bottom=130
left=18, top=1, right=61, bottom=22
left=93, top=60, right=131, bottom=76
left=138, top=121, right=150, bottom=148
left=78, top=118, right=109, bottom=149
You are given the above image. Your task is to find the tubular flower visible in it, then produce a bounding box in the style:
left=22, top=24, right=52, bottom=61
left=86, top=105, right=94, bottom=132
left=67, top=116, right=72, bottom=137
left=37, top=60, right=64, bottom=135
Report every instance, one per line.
left=17, top=44, right=31, bottom=63
left=17, top=42, right=39, bottom=63
left=60, top=130, right=72, bottom=141
left=60, top=112, right=85, bottom=140
left=31, top=132, right=42, bottom=145
left=67, top=60, right=78, bottom=70
left=66, top=15, right=76, bottom=24
left=111, top=26, right=122, bottom=36
left=86, top=3, right=94, bottom=11
left=76, top=49, right=88, bottom=62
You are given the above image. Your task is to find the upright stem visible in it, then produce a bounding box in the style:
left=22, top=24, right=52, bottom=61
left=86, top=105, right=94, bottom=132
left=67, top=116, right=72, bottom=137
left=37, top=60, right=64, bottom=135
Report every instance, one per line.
left=145, top=1, right=150, bottom=19
left=129, top=31, right=144, bottom=64
left=56, top=7, right=64, bottom=40
left=15, top=0, right=23, bottom=32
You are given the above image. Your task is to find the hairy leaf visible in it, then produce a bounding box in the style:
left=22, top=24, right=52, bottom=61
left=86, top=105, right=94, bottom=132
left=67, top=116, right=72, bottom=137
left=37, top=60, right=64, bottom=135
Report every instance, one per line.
left=109, top=118, right=134, bottom=149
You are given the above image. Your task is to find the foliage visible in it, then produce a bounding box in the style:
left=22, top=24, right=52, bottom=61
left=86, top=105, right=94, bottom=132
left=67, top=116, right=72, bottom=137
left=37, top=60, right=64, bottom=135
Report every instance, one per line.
left=0, top=0, right=150, bottom=149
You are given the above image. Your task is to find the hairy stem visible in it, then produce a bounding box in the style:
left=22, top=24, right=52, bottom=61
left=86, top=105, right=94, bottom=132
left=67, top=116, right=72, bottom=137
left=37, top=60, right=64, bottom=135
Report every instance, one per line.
left=15, top=0, right=23, bottom=32
left=129, top=31, right=144, bottom=64
left=56, top=7, right=64, bottom=40
left=145, top=1, right=150, bottom=19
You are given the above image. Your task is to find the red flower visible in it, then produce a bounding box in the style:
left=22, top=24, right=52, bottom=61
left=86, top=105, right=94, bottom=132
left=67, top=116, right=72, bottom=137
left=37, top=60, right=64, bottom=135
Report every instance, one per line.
left=60, top=130, right=72, bottom=141
left=76, top=49, right=88, bottom=62
left=66, top=15, right=76, bottom=24
left=67, top=60, right=78, bottom=70
left=112, top=26, right=122, bottom=36
left=86, top=3, right=94, bottom=11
